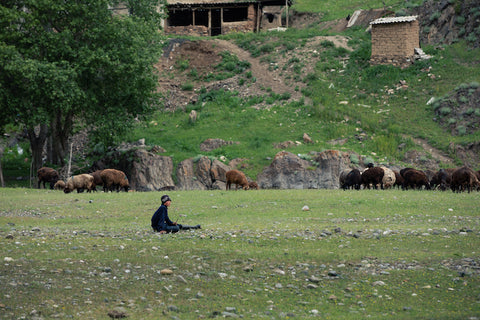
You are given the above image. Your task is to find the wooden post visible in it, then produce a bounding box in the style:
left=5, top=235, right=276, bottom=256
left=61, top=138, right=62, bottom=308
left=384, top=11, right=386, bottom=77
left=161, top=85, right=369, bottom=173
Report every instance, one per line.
left=208, top=9, right=211, bottom=36
left=256, top=4, right=261, bottom=32
left=285, top=0, right=289, bottom=28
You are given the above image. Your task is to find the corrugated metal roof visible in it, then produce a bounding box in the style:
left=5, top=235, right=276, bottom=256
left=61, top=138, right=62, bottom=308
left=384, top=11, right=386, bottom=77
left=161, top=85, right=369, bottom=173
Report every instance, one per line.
left=370, top=15, right=417, bottom=25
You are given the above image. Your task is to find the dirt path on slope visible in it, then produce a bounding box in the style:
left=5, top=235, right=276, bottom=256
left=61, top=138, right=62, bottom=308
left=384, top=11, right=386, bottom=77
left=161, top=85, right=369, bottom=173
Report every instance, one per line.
left=156, top=36, right=352, bottom=110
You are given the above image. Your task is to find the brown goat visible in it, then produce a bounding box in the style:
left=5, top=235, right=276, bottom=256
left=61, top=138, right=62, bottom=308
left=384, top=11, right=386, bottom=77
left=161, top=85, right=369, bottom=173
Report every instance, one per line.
left=53, top=180, right=65, bottom=191
left=393, top=170, right=404, bottom=189
left=64, top=174, right=95, bottom=193
left=89, top=170, right=104, bottom=191
left=343, top=169, right=361, bottom=190
left=100, top=169, right=130, bottom=192
left=402, top=169, right=431, bottom=190
left=361, top=167, right=384, bottom=189
left=430, top=168, right=456, bottom=190
left=451, top=166, right=479, bottom=193
left=339, top=168, right=352, bottom=190
left=226, top=170, right=249, bottom=190
left=37, top=167, right=59, bottom=189
left=248, top=181, right=260, bottom=190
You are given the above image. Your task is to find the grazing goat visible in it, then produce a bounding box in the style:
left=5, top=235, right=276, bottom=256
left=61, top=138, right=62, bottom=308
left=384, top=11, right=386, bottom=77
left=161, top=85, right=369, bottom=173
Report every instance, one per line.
left=393, top=170, right=404, bottom=189
left=339, top=168, right=351, bottom=190
left=89, top=170, right=104, bottom=192
left=37, top=167, right=59, bottom=189
left=402, top=169, right=430, bottom=190
left=248, top=181, right=260, bottom=190
left=400, top=167, right=415, bottom=178
left=226, top=170, right=249, bottom=190
left=100, top=169, right=130, bottom=192
left=430, top=168, right=456, bottom=191
left=361, top=166, right=384, bottom=189
left=54, top=180, right=65, bottom=191
left=344, top=169, right=362, bottom=190
left=380, top=166, right=396, bottom=189
left=64, top=174, right=95, bottom=193
left=450, top=166, right=479, bottom=193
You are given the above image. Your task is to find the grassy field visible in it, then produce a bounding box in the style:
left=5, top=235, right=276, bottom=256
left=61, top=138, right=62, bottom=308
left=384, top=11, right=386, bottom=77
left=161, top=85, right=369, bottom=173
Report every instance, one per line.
left=1, top=188, right=479, bottom=319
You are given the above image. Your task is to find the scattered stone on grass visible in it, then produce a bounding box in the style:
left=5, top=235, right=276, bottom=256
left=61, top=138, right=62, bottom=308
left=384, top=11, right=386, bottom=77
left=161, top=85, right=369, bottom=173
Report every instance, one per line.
left=160, top=269, right=173, bottom=275
left=108, top=307, right=128, bottom=318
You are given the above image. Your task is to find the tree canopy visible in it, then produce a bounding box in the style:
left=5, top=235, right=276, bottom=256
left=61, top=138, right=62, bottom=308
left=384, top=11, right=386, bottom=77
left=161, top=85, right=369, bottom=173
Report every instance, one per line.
left=0, top=0, right=165, bottom=176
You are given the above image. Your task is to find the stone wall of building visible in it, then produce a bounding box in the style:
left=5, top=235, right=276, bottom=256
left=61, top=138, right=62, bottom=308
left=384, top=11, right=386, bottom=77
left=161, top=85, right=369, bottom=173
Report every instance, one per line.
left=222, top=21, right=253, bottom=34
left=165, top=25, right=209, bottom=37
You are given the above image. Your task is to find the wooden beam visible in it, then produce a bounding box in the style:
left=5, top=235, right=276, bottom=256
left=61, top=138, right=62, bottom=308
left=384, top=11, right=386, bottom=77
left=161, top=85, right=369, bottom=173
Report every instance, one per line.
left=208, top=9, right=211, bottom=36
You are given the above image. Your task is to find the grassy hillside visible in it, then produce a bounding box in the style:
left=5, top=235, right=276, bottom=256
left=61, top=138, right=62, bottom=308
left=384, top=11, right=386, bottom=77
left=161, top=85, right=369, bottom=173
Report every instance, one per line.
left=291, top=0, right=425, bottom=18
left=126, top=1, right=480, bottom=181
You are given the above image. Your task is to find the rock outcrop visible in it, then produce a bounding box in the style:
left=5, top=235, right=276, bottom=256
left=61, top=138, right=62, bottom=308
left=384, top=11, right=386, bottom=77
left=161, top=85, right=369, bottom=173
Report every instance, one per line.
left=257, top=150, right=352, bottom=189
left=130, top=149, right=175, bottom=191
left=176, top=156, right=231, bottom=190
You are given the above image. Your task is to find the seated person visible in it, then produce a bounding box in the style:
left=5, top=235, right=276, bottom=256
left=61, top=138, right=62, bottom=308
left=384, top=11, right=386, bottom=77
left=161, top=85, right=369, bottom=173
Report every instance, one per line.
left=151, top=195, right=200, bottom=233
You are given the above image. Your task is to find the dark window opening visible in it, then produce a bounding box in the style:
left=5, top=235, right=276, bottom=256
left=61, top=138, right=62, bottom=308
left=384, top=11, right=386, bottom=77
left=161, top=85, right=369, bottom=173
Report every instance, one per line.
left=223, top=7, right=248, bottom=22
left=168, top=10, right=193, bottom=26
left=195, top=9, right=209, bottom=27
left=265, top=13, right=275, bottom=23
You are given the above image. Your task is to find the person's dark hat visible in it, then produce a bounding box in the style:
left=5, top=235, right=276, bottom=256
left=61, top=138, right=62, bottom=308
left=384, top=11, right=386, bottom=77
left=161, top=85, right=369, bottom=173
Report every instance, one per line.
left=161, top=195, right=172, bottom=204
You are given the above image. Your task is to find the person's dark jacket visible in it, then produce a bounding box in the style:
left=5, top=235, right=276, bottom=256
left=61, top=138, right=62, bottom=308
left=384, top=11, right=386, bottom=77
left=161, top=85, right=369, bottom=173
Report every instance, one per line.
left=151, top=204, right=174, bottom=232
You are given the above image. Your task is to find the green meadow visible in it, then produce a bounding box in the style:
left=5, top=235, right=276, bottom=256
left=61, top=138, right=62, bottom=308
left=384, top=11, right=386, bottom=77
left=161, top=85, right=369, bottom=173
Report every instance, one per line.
left=1, top=188, right=479, bottom=319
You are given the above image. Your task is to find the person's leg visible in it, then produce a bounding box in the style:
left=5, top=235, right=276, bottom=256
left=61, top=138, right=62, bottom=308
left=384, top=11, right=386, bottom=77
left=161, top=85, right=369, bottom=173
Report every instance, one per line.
left=166, top=225, right=180, bottom=233
left=178, top=224, right=201, bottom=230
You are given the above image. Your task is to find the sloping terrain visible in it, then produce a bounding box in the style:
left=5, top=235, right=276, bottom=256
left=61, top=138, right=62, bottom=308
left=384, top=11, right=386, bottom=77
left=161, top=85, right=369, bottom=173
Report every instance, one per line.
left=155, top=35, right=351, bottom=110
left=152, top=1, right=480, bottom=168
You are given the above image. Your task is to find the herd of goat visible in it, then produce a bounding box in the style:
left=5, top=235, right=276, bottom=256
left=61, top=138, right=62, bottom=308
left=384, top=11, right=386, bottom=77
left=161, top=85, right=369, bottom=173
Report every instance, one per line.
left=36, top=164, right=480, bottom=193
left=340, top=164, right=480, bottom=192
left=37, top=167, right=130, bottom=193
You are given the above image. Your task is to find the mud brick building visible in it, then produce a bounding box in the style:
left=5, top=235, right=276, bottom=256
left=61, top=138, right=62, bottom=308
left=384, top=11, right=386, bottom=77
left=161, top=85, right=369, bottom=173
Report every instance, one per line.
left=370, top=16, right=419, bottom=66
left=164, top=0, right=291, bottom=36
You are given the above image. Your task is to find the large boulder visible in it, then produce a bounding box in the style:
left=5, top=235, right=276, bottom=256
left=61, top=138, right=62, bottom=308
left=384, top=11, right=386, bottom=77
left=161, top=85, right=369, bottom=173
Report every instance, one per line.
left=176, top=158, right=208, bottom=190
left=129, top=149, right=175, bottom=191
left=195, top=156, right=213, bottom=188
left=257, top=151, right=315, bottom=189
left=257, top=150, right=352, bottom=189
left=210, top=159, right=230, bottom=190
left=313, top=150, right=352, bottom=189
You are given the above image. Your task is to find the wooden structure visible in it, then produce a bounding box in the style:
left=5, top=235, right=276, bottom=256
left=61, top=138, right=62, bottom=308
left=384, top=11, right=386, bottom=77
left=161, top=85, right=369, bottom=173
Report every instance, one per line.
left=164, top=0, right=291, bottom=36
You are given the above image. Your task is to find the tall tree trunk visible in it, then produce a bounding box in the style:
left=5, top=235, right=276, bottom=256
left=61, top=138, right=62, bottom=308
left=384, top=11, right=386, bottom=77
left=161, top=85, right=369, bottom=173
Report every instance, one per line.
left=27, top=124, right=49, bottom=188
left=48, top=109, right=74, bottom=166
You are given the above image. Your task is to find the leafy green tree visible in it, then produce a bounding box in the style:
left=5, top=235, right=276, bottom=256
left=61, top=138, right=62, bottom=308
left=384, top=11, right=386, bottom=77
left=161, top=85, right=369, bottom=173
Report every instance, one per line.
left=0, top=0, right=164, bottom=178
